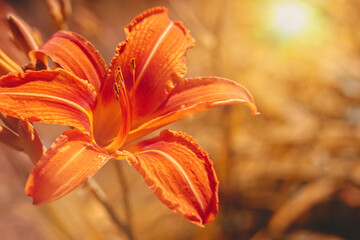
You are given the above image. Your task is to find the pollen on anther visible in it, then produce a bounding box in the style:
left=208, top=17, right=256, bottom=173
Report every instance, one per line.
left=114, top=83, right=120, bottom=100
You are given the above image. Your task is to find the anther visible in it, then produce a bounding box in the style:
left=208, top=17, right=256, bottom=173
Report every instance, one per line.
left=115, top=66, right=125, bottom=83
left=113, top=83, right=119, bottom=100
left=130, top=58, right=136, bottom=101
left=114, top=66, right=127, bottom=100
left=131, top=58, right=136, bottom=72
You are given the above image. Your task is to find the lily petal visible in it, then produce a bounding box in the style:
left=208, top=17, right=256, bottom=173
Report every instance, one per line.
left=30, top=30, right=107, bottom=92
left=0, top=69, right=96, bottom=136
left=124, top=129, right=218, bottom=226
left=127, top=77, right=257, bottom=143
left=25, top=129, right=111, bottom=205
left=102, top=7, right=194, bottom=126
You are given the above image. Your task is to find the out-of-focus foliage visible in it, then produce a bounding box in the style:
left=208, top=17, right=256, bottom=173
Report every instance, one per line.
left=1, top=0, right=360, bottom=239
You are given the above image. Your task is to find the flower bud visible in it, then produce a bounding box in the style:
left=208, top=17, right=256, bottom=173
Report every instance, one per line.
left=45, top=0, right=72, bottom=30
left=7, top=14, right=39, bottom=55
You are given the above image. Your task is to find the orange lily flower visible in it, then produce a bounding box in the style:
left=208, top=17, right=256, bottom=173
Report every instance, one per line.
left=0, top=7, right=257, bottom=226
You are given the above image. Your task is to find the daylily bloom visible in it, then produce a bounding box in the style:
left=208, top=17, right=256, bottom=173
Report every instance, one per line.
left=0, top=7, right=257, bottom=226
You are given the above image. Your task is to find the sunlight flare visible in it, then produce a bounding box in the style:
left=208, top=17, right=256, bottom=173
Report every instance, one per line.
left=271, top=1, right=309, bottom=36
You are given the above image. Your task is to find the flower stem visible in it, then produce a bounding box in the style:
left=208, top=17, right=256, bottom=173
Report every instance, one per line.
left=114, top=161, right=133, bottom=230
left=85, top=178, right=135, bottom=240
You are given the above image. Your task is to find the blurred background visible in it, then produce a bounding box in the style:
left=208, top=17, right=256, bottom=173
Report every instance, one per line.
left=1, top=0, right=360, bottom=239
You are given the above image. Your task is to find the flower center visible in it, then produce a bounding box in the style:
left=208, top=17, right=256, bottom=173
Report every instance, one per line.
left=93, top=59, right=137, bottom=152
left=100, top=59, right=137, bottom=152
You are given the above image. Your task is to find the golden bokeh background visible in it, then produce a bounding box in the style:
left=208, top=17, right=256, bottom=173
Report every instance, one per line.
left=1, top=0, right=360, bottom=239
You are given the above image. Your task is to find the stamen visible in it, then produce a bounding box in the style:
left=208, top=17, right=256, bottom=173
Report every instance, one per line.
left=114, top=66, right=131, bottom=118
left=130, top=58, right=136, bottom=105
left=131, top=58, right=136, bottom=70
left=105, top=66, right=132, bottom=151
left=113, top=83, right=119, bottom=100
left=114, top=66, right=126, bottom=100
left=115, top=66, right=125, bottom=83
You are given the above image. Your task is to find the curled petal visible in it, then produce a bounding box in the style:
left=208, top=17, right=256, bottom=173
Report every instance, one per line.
left=30, top=30, right=107, bottom=92
left=101, top=7, right=194, bottom=127
left=0, top=69, right=96, bottom=136
left=124, top=129, right=218, bottom=226
left=127, top=77, right=257, bottom=143
left=25, top=129, right=111, bottom=205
